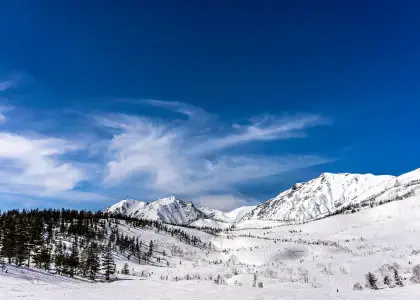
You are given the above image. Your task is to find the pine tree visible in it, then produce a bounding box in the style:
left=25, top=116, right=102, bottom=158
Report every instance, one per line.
left=86, top=242, right=100, bottom=280
left=1, top=217, right=16, bottom=264
left=67, top=241, right=79, bottom=277
left=394, top=268, right=403, bottom=287
left=366, top=272, right=378, bottom=290
left=383, top=275, right=390, bottom=286
left=36, top=245, right=51, bottom=270
left=102, top=242, right=116, bottom=281
left=54, top=241, right=65, bottom=274
left=147, top=240, right=154, bottom=262
left=80, top=247, right=89, bottom=278
left=32, top=229, right=46, bottom=269
left=15, top=218, right=29, bottom=266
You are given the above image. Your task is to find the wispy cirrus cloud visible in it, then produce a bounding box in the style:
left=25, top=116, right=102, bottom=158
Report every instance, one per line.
left=98, top=101, right=332, bottom=209
left=0, top=80, right=15, bottom=92
left=0, top=80, right=332, bottom=210
left=0, top=106, right=13, bottom=123
left=140, top=99, right=211, bottom=121
left=0, top=74, right=21, bottom=92
left=191, top=114, right=327, bottom=154
left=0, top=76, right=18, bottom=123
left=0, top=132, right=105, bottom=201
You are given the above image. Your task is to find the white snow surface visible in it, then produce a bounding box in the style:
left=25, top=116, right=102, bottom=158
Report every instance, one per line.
left=198, top=206, right=256, bottom=223
left=3, top=193, right=420, bottom=299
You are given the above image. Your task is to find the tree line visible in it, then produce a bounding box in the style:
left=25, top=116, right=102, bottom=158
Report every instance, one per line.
left=0, top=209, right=210, bottom=281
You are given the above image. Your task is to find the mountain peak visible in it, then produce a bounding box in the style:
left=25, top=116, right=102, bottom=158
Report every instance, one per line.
left=105, top=196, right=204, bottom=225
left=106, top=168, right=420, bottom=226
left=154, top=196, right=181, bottom=205
left=242, top=170, right=418, bottom=223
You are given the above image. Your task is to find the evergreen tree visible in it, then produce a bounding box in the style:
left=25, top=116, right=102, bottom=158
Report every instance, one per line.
left=148, top=240, right=154, bottom=257
left=383, top=275, right=391, bottom=286
left=15, top=217, right=29, bottom=266
left=32, top=230, right=47, bottom=269
left=67, top=240, right=79, bottom=277
left=80, top=247, right=89, bottom=278
left=366, top=272, right=378, bottom=290
left=102, top=242, right=116, bottom=281
left=1, top=217, right=16, bottom=263
left=85, top=242, right=100, bottom=280
left=35, top=245, right=51, bottom=270
left=394, top=268, right=403, bottom=287
left=54, top=241, right=65, bottom=274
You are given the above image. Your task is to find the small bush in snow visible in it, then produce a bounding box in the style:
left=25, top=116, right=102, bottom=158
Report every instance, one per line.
left=411, top=249, right=420, bottom=255
left=410, top=265, right=420, bottom=283
left=234, top=280, right=242, bottom=286
left=121, top=263, right=130, bottom=275
left=258, top=282, right=263, bottom=288
left=215, top=274, right=225, bottom=285
left=353, top=282, right=363, bottom=290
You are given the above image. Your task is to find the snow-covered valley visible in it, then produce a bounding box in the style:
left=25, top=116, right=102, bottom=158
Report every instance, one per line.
left=2, top=169, right=420, bottom=299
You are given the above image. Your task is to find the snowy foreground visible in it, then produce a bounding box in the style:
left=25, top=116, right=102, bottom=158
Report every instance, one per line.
left=1, top=267, right=420, bottom=300
left=2, top=195, right=420, bottom=299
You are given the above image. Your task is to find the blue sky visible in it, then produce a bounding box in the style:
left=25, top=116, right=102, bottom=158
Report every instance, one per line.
left=0, top=1, right=419, bottom=211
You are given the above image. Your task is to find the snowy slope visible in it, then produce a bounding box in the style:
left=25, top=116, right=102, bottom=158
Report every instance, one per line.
left=242, top=169, right=420, bottom=223
left=105, top=199, right=148, bottom=215
left=190, top=206, right=256, bottom=229
left=4, top=193, right=420, bottom=299
left=105, top=196, right=206, bottom=225
left=199, top=206, right=256, bottom=223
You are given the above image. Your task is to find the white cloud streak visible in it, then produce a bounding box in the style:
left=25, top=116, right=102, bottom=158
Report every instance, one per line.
left=0, top=95, right=331, bottom=209
left=0, top=105, right=14, bottom=124
left=0, top=132, right=101, bottom=200
left=0, top=80, right=15, bottom=92
left=191, top=114, right=326, bottom=154
left=140, top=99, right=211, bottom=121
left=99, top=102, right=331, bottom=208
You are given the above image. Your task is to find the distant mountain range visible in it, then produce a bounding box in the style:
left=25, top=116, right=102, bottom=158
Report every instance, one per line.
left=105, top=168, right=420, bottom=226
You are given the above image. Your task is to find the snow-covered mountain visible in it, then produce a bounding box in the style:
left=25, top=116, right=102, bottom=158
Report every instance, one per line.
left=105, top=196, right=206, bottom=225
left=242, top=168, right=420, bottom=223
left=105, top=169, right=420, bottom=225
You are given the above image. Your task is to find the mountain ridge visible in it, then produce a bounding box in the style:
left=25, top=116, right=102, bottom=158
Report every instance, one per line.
left=105, top=168, right=420, bottom=226
left=105, top=196, right=206, bottom=225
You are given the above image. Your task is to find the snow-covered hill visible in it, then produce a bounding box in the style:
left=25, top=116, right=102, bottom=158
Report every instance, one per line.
left=4, top=192, right=420, bottom=299
left=243, top=168, right=420, bottom=223
left=105, top=168, right=420, bottom=226
left=105, top=196, right=206, bottom=225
